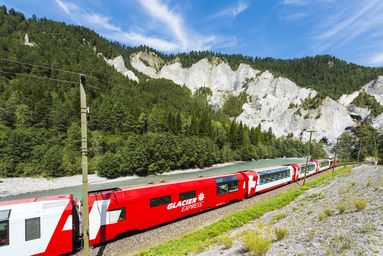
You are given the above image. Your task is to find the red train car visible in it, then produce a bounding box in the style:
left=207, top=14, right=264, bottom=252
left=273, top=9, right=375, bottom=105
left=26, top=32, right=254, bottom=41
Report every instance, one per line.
left=87, top=173, right=248, bottom=245
left=0, top=194, right=77, bottom=256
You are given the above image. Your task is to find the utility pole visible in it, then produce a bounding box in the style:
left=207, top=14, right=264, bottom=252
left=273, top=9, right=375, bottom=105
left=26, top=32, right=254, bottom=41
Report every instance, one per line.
left=80, top=74, right=89, bottom=256
left=303, top=129, right=315, bottom=185
left=357, top=139, right=362, bottom=163
left=332, top=138, right=339, bottom=174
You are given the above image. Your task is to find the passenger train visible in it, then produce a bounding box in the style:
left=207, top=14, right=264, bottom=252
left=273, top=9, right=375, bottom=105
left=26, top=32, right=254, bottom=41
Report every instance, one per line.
left=0, top=158, right=335, bottom=255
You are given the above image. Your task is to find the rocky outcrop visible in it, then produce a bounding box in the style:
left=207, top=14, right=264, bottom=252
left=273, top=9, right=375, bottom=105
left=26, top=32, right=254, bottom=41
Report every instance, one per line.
left=129, top=51, right=383, bottom=142
left=24, top=34, right=36, bottom=47
left=131, top=52, right=259, bottom=108
left=363, top=76, right=383, bottom=106
left=104, top=55, right=139, bottom=82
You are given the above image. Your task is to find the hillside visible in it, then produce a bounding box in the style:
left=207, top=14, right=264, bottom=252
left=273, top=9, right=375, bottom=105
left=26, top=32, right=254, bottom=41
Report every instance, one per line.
left=0, top=6, right=326, bottom=178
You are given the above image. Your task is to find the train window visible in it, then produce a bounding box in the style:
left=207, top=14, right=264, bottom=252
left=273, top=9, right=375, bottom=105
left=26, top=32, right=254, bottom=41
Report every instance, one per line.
left=227, top=176, right=239, bottom=192
left=320, top=160, right=329, bottom=168
left=25, top=217, right=40, bottom=241
left=0, top=210, right=10, bottom=247
left=259, top=167, right=290, bottom=185
left=150, top=195, right=171, bottom=208
left=0, top=221, right=9, bottom=247
left=180, top=191, right=196, bottom=200
left=109, top=208, right=126, bottom=221
left=215, top=176, right=238, bottom=195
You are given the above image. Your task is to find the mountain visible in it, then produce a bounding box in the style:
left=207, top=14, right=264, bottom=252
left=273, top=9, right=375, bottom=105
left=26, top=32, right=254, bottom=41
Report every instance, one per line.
left=0, top=6, right=381, bottom=178
left=125, top=50, right=383, bottom=144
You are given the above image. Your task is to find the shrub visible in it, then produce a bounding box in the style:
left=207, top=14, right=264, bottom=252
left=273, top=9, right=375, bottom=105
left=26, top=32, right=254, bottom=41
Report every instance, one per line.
left=353, top=198, right=367, bottom=211
left=336, top=202, right=347, bottom=213
left=241, top=229, right=272, bottom=256
left=274, top=227, right=289, bottom=240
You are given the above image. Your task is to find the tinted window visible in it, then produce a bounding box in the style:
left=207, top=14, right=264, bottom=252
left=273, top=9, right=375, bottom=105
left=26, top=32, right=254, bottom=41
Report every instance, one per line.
left=25, top=217, right=40, bottom=241
left=110, top=207, right=126, bottom=221
left=150, top=196, right=171, bottom=207
left=0, top=221, right=9, bottom=247
left=180, top=191, right=196, bottom=200
left=215, top=176, right=238, bottom=195
left=259, top=167, right=291, bottom=185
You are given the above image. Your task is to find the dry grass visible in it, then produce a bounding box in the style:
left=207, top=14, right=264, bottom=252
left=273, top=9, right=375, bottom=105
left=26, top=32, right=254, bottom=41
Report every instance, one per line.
left=353, top=198, right=367, bottom=211
left=336, top=202, right=347, bottom=214
left=274, top=226, right=289, bottom=240
left=269, top=212, right=288, bottom=224
left=241, top=229, right=272, bottom=256
left=324, top=208, right=333, bottom=216
left=214, top=234, right=233, bottom=249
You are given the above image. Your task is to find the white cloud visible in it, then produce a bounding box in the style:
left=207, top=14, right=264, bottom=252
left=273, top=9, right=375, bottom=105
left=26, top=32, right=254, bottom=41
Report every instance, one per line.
left=54, top=0, right=235, bottom=52
left=366, top=52, right=383, bottom=66
left=209, top=1, right=248, bottom=19
left=303, top=0, right=383, bottom=66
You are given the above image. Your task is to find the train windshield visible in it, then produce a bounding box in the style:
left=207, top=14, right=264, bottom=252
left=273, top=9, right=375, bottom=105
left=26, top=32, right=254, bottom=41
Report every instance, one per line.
left=0, top=210, right=10, bottom=247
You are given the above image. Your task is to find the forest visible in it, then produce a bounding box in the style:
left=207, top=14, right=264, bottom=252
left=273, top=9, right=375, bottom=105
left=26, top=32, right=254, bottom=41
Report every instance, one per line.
left=0, top=6, right=381, bottom=179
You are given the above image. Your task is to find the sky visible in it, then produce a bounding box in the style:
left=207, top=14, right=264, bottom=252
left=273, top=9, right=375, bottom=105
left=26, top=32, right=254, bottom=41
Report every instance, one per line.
left=1, top=0, right=383, bottom=67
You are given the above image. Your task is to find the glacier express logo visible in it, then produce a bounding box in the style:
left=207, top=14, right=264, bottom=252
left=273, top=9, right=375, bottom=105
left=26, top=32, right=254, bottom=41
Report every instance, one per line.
left=167, top=192, right=205, bottom=212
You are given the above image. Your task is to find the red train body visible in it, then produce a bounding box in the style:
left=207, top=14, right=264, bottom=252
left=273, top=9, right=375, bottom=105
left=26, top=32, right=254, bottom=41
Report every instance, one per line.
left=0, top=158, right=335, bottom=255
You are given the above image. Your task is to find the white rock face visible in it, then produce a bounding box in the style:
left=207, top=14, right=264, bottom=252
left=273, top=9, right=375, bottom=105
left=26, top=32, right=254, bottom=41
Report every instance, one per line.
left=24, top=34, right=36, bottom=47
left=363, top=76, right=383, bottom=106
left=372, top=113, right=383, bottom=131
left=338, top=91, right=360, bottom=107
left=129, top=50, right=383, bottom=142
left=104, top=55, right=139, bottom=82
left=131, top=52, right=259, bottom=108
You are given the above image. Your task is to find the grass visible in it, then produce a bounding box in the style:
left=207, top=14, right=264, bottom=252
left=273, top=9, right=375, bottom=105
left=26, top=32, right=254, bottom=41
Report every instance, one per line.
left=241, top=229, right=272, bottom=256
left=269, top=212, right=288, bottom=224
left=357, top=221, right=376, bottom=234
left=214, top=234, right=233, bottom=249
left=336, top=201, right=347, bottom=214
left=274, top=226, right=289, bottom=240
left=324, top=208, right=333, bottom=216
left=135, top=166, right=352, bottom=256
left=308, top=229, right=315, bottom=241
left=353, top=198, right=367, bottom=211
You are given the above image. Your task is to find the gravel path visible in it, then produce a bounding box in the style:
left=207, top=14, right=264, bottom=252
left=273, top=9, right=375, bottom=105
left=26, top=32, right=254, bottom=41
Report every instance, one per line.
left=196, top=165, right=383, bottom=256
left=80, top=167, right=342, bottom=256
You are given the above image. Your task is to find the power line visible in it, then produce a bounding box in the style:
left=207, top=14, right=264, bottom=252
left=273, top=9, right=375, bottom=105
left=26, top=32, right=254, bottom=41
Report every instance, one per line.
left=0, top=69, right=77, bottom=85
left=0, top=57, right=111, bottom=85
left=0, top=69, right=104, bottom=92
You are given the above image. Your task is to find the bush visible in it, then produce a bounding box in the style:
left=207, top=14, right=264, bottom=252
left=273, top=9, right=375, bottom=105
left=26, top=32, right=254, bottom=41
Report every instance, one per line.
left=274, top=227, right=289, bottom=240
left=269, top=212, right=288, bottom=224
left=353, top=198, right=367, bottom=211
left=241, top=229, right=272, bottom=256
left=336, top=202, right=347, bottom=213
left=97, top=152, right=122, bottom=178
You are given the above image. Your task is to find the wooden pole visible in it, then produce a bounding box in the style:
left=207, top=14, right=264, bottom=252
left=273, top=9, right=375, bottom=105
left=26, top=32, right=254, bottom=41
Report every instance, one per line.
left=303, top=130, right=315, bottom=185
left=80, top=74, right=89, bottom=256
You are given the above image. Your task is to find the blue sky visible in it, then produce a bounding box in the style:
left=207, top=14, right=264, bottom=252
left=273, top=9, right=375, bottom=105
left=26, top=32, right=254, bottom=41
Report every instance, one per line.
left=2, top=0, right=383, bottom=67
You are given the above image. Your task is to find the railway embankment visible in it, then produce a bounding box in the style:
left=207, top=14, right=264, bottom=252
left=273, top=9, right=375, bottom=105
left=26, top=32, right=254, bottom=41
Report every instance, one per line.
left=194, top=165, right=383, bottom=256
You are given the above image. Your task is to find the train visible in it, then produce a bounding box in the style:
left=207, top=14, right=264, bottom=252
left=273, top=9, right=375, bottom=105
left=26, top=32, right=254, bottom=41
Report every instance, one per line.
left=0, top=158, right=335, bottom=255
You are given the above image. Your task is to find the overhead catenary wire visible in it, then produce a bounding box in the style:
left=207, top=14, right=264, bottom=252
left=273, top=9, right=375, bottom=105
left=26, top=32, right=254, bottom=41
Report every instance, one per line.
left=0, top=57, right=112, bottom=85
left=0, top=69, right=104, bottom=92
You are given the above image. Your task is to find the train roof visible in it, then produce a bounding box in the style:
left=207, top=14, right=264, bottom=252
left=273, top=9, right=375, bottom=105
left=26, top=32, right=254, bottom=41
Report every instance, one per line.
left=0, top=194, right=72, bottom=206
left=89, top=172, right=243, bottom=195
